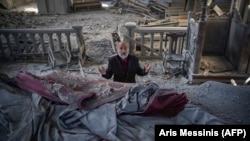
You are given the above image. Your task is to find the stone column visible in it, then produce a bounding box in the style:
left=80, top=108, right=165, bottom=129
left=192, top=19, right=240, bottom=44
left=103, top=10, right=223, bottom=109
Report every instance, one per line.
left=73, top=26, right=84, bottom=45
left=124, top=22, right=136, bottom=55
left=73, top=26, right=86, bottom=65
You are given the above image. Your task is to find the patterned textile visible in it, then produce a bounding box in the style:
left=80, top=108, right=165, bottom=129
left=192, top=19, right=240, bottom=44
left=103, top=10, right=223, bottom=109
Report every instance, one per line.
left=116, top=83, right=189, bottom=117
left=14, top=71, right=188, bottom=116
left=14, top=71, right=134, bottom=110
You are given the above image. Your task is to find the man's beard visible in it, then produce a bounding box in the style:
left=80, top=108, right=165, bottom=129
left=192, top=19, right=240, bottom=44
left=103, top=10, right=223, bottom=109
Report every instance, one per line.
left=118, top=52, right=128, bottom=60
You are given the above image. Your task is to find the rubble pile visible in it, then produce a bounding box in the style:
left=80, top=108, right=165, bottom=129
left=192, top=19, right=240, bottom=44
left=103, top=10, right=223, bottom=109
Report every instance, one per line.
left=0, top=9, right=38, bottom=28
left=106, top=0, right=188, bottom=27
left=86, top=39, right=115, bottom=64
left=111, top=0, right=172, bottom=25
left=109, top=0, right=231, bottom=27
left=0, top=0, right=232, bottom=29
left=0, top=9, right=58, bottom=29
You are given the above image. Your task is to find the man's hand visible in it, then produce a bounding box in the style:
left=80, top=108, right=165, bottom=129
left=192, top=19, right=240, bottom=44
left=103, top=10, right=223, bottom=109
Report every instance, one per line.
left=144, top=64, right=151, bottom=73
left=98, top=66, right=106, bottom=75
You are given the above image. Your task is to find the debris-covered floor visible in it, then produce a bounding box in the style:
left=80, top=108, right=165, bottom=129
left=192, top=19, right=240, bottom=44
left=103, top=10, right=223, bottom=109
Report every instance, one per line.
left=0, top=1, right=250, bottom=129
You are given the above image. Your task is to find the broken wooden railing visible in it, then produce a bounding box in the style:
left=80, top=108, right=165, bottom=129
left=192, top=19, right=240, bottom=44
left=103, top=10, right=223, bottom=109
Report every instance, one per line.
left=124, top=22, right=187, bottom=59
left=0, top=26, right=86, bottom=67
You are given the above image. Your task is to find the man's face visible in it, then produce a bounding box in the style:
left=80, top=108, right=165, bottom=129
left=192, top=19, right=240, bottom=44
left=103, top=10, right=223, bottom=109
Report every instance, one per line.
left=117, top=42, right=129, bottom=59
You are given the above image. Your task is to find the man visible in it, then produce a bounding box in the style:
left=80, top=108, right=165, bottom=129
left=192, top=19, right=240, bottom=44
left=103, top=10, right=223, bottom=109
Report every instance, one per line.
left=98, top=41, right=151, bottom=83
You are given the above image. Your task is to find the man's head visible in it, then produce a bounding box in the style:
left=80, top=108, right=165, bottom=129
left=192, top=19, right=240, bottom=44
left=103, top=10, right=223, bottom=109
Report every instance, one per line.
left=117, top=41, right=129, bottom=60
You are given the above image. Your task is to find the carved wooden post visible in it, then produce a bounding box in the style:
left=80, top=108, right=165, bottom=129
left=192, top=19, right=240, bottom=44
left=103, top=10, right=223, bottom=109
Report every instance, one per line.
left=193, top=0, right=207, bottom=74
left=125, top=22, right=136, bottom=55
left=230, top=0, right=238, bottom=13
left=230, top=0, right=238, bottom=18
left=238, top=0, right=248, bottom=17
left=194, top=0, right=197, bottom=12
left=186, top=11, right=193, bottom=51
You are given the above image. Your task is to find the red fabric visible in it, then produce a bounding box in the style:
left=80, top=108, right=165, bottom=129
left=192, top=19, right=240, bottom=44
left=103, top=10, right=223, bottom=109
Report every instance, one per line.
left=14, top=71, right=65, bottom=103
left=14, top=71, right=133, bottom=110
left=143, top=89, right=189, bottom=117
left=119, top=57, right=128, bottom=71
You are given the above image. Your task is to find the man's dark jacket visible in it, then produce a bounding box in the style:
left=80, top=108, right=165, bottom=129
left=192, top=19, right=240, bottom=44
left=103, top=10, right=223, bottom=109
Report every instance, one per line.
left=102, top=54, right=148, bottom=83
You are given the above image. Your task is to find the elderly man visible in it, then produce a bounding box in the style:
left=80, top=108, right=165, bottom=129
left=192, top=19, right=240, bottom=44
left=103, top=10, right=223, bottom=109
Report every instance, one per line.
left=98, top=41, right=151, bottom=83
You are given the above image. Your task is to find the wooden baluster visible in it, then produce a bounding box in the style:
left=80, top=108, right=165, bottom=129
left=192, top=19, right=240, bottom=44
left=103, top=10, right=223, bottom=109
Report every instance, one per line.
left=159, top=32, right=164, bottom=56
left=0, top=39, right=5, bottom=58
left=4, top=33, right=13, bottom=56
left=30, top=33, right=37, bottom=53
left=13, top=33, right=21, bottom=55
left=38, top=33, right=46, bottom=54
left=21, top=33, right=28, bottom=54
left=56, top=33, right=62, bottom=50
left=48, top=33, right=55, bottom=51
left=150, top=33, right=154, bottom=56
left=140, top=32, right=145, bottom=56
left=65, top=33, right=72, bottom=53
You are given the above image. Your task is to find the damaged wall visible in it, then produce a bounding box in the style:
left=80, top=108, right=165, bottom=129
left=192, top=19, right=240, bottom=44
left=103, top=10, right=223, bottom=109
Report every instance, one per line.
left=37, top=0, right=71, bottom=15
left=225, top=15, right=250, bottom=73
left=202, top=17, right=230, bottom=55
left=0, top=0, right=34, bottom=9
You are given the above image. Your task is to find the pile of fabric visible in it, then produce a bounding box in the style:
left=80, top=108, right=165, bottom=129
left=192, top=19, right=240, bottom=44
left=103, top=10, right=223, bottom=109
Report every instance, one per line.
left=14, top=71, right=188, bottom=116
left=0, top=71, right=226, bottom=141
left=14, top=71, right=134, bottom=110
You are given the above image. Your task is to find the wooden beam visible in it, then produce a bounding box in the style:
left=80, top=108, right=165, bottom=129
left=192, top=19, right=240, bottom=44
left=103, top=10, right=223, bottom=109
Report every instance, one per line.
left=139, top=22, right=179, bottom=27
left=191, top=74, right=249, bottom=84
left=135, top=26, right=187, bottom=33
